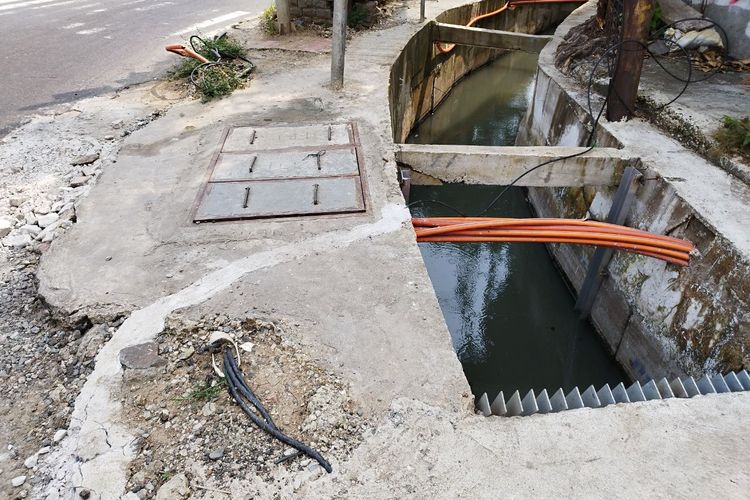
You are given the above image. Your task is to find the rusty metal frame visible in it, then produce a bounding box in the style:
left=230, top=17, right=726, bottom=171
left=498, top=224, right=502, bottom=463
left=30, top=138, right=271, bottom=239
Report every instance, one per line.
left=191, top=122, right=369, bottom=223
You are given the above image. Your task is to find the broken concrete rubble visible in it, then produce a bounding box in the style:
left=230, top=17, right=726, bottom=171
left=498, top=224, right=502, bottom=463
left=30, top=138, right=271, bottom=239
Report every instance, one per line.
left=119, top=342, right=165, bottom=370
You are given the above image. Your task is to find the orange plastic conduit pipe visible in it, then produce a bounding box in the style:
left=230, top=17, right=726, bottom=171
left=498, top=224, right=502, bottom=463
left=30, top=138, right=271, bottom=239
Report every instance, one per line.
left=435, top=0, right=587, bottom=55
left=412, top=218, right=695, bottom=266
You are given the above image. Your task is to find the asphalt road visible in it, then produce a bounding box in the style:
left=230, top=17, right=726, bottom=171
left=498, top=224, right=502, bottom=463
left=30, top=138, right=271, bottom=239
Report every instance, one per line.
left=0, top=0, right=266, bottom=135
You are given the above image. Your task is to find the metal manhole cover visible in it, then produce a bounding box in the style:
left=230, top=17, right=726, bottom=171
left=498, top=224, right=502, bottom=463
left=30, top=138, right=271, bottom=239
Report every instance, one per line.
left=193, top=123, right=367, bottom=222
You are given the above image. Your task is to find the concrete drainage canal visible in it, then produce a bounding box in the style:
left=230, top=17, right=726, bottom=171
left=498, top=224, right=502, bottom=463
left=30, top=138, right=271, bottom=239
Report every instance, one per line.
left=407, top=51, right=628, bottom=403
left=389, top=0, right=750, bottom=418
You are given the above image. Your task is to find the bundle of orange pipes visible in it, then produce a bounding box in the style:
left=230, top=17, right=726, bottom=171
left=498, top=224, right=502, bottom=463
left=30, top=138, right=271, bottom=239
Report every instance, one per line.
left=412, top=218, right=694, bottom=266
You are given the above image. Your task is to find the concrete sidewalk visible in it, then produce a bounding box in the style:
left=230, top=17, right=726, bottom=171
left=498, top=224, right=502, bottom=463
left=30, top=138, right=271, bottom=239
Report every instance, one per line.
left=33, top=1, right=750, bottom=499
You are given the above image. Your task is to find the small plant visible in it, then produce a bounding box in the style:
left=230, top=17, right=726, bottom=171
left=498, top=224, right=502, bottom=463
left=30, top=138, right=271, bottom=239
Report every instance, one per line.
left=348, top=3, right=369, bottom=28
left=172, top=58, right=201, bottom=80
left=193, top=65, right=243, bottom=101
left=261, top=3, right=278, bottom=35
left=715, top=116, right=750, bottom=160
left=177, top=378, right=226, bottom=403
left=649, top=3, right=665, bottom=33
left=170, top=33, right=251, bottom=101
left=159, top=470, right=174, bottom=483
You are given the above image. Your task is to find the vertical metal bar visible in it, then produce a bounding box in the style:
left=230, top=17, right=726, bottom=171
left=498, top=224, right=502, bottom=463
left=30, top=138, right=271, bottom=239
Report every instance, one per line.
left=420, top=0, right=426, bottom=22
left=606, top=0, right=654, bottom=121
left=249, top=129, right=256, bottom=144
left=242, top=187, right=251, bottom=209
left=575, top=166, right=641, bottom=319
left=313, top=184, right=320, bottom=205
left=331, top=0, right=348, bottom=89
left=248, top=155, right=257, bottom=173
left=398, top=166, right=412, bottom=203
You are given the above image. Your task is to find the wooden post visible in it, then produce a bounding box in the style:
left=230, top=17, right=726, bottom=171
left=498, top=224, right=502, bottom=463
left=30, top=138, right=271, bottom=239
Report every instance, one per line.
left=331, top=0, right=347, bottom=89
left=606, top=0, right=654, bottom=122
left=276, top=0, right=292, bottom=35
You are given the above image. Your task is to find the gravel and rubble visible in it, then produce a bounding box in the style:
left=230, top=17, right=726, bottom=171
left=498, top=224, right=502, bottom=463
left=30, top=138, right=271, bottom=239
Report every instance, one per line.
left=0, top=103, right=167, bottom=252
left=0, top=248, right=125, bottom=499
left=0, top=81, right=186, bottom=499
left=120, top=316, right=368, bottom=499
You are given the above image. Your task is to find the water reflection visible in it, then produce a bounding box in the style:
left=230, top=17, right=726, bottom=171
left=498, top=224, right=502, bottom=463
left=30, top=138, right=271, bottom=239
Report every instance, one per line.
left=408, top=52, right=627, bottom=399
left=408, top=50, right=539, bottom=146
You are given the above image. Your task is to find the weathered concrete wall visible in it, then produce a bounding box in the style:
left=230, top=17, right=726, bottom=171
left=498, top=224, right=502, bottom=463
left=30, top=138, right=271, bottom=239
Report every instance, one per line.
left=289, top=0, right=334, bottom=25
left=518, top=3, right=750, bottom=382
left=389, top=0, right=576, bottom=143
left=289, top=0, right=379, bottom=26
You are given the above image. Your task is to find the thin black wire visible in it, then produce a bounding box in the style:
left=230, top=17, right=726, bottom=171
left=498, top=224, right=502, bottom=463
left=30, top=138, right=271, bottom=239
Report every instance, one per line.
left=409, top=17, right=725, bottom=217
left=406, top=199, right=468, bottom=216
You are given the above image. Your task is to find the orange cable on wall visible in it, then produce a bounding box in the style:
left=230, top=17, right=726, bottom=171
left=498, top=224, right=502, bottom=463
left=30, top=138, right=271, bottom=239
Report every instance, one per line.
left=412, top=218, right=695, bottom=266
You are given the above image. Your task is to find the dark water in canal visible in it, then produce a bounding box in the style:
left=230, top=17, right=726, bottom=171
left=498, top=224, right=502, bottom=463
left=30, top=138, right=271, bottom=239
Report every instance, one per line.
left=408, top=52, right=627, bottom=400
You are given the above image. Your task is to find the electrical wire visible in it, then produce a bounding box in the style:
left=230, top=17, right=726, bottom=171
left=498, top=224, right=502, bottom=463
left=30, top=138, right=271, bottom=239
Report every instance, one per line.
left=222, top=350, right=333, bottom=473
left=409, top=16, right=728, bottom=217
left=412, top=217, right=695, bottom=266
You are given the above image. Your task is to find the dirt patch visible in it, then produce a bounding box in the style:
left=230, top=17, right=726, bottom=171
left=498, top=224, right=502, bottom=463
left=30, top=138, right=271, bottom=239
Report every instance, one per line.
left=121, top=316, right=367, bottom=498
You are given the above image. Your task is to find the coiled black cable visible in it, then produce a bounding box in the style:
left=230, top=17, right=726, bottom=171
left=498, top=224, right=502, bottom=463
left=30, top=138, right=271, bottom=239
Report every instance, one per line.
left=222, top=350, right=333, bottom=473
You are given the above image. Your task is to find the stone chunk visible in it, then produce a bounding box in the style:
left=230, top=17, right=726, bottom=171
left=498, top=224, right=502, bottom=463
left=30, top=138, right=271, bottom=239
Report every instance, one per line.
left=23, top=454, right=38, bottom=469
left=53, top=429, right=67, bottom=443
left=11, top=475, right=27, bottom=487
left=71, top=153, right=99, bottom=166
left=19, top=224, right=42, bottom=236
left=37, top=213, right=59, bottom=228
left=69, top=176, right=89, bottom=188
left=119, top=342, right=165, bottom=370
left=0, top=219, right=12, bottom=238
left=3, top=233, right=32, bottom=248
left=154, top=473, right=189, bottom=500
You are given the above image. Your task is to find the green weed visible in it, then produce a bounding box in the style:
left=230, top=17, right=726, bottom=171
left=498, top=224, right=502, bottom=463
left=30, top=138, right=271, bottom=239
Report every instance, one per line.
left=715, top=116, right=750, bottom=160
left=177, top=378, right=226, bottom=403
left=193, top=64, right=244, bottom=101
left=262, top=4, right=279, bottom=35
left=348, top=3, right=369, bottom=28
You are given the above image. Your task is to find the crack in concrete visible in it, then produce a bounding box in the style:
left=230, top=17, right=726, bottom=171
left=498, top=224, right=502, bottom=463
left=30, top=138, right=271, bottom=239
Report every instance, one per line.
left=38, top=204, right=410, bottom=499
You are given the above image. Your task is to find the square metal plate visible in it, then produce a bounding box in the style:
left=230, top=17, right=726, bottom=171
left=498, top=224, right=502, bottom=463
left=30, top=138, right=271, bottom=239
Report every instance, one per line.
left=194, top=177, right=365, bottom=220
left=210, top=148, right=360, bottom=181
left=194, top=123, right=366, bottom=222
left=222, top=124, right=351, bottom=152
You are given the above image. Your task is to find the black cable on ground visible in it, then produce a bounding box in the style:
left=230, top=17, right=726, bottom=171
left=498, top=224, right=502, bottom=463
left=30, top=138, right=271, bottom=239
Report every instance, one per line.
left=223, top=350, right=277, bottom=428
left=222, top=350, right=333, bottom=473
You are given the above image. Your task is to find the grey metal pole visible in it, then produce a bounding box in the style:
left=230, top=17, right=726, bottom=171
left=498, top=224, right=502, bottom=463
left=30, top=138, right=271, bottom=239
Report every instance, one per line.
left=276, top=0, right=292, bottom=35
left=420, top=0, right=425, bottom=21
left=331, top=0, right=347, bottom=89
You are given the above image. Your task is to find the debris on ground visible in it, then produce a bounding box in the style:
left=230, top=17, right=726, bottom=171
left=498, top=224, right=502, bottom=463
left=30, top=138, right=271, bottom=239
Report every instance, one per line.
left=121, top=316, right=368, bottom=498
left=0, top=81, right=184, bottom=499
left=168, top=33, right=254, bottom=101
